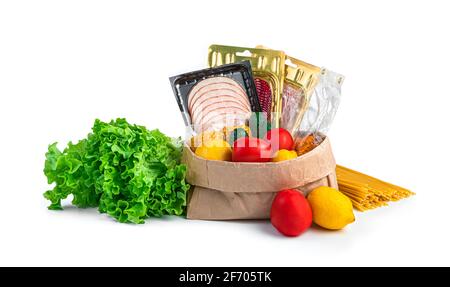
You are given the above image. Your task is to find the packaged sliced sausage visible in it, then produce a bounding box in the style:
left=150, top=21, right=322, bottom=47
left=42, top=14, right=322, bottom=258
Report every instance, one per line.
left=252, top=46, right=321, bottom=135
left=280, top=56, right=321, bottom=135
left=207, top=45, right=285, bottom=127
left=169, top=61, right=261, bottom=133
left=252, top=45, right=343, bottom=155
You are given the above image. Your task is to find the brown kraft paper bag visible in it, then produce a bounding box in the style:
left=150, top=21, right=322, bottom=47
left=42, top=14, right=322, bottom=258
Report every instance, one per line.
left=182, top=137, right=337, bottom=220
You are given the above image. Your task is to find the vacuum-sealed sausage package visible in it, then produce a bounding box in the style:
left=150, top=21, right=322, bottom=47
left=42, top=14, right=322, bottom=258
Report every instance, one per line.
left=280, top=56, right=321, bottom=135
left=170, top=61, right=261, bottom=134
left=208, top=45, right=285, bottom=127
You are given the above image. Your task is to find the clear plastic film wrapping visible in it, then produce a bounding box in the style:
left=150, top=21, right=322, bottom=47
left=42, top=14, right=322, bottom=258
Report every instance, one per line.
left=281, top=82, right=307, bottom=134
left=292, top=68, right=344, bottom=155
left=184, top=111, right=252, bottom=152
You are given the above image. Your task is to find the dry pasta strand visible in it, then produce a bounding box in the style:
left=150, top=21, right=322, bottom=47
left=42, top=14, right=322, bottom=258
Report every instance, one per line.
left=336, top=165, right=414, bottom=211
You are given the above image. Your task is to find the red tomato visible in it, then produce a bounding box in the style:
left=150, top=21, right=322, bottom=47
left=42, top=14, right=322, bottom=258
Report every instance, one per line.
left=270, top=189, right=312, bottom=237
left=265, top=128, right=294, bottom=152
left=232, top=137, right=272, bottom=162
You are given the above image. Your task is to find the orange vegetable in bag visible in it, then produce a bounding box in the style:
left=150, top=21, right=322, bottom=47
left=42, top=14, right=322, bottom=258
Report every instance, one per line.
left=295, top=134, right=318, bottom=156
left=271, top=149, right=297, bottom=162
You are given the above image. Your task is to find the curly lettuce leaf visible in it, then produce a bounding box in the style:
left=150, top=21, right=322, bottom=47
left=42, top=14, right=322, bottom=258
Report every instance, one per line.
left=43, top=118, right=189, bottom=223
left=44, top=140, right=99, bottom=210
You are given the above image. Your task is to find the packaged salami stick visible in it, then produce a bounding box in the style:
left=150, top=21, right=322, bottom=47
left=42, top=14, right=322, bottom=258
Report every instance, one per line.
left=208, top=44, right=285, bottom=127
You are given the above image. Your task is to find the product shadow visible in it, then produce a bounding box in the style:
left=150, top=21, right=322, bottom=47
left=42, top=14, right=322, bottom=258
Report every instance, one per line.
left=212, top=219, right=285, bottom=238
left=217, top=219, right=351, bottom=238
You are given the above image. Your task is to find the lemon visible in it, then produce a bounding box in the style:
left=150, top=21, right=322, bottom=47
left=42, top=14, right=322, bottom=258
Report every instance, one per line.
left=271, top=149, right=297, bottom=162
left=194, top=139, right=232, bottom=161
left=307, top=186, right=355, bottom=230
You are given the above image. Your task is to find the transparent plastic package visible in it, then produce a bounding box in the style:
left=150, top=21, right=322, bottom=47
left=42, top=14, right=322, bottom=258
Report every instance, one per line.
left=293, top=68, right=344, bottom=155
left=184, top=113, right=250, bottom=151
left=279, top=56, right=321, bottom=135
left=281, top=83, right=307, bottom=134
left=208, top=45, right=285, bottom=126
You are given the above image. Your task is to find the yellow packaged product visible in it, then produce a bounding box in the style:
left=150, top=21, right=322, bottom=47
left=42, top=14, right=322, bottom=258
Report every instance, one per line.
left=208, top=45, right=285, bottom=127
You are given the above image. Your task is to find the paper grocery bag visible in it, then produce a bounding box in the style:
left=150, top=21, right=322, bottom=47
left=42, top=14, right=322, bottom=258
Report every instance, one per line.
left=182, top=137, right=337, bottom=220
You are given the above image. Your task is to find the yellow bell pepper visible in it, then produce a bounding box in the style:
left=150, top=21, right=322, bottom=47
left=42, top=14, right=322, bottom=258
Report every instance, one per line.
left=271, top=149, right=298, bottom=162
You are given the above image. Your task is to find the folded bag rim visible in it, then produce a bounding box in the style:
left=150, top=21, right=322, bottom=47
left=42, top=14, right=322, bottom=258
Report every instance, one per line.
left=182, top=136, right=336, bottom=193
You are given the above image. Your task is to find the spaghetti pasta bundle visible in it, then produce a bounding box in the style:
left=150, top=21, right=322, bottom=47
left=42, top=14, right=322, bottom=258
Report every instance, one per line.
left=336, top=165, right=414, bottom=211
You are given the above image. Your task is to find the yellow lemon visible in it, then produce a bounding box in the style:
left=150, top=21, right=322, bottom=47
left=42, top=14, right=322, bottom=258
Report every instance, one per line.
left=307, top=186, right=355, bottom=230
left=194, top=139, right=232, bottom=161
left=271, top=149, right=297, bottom=162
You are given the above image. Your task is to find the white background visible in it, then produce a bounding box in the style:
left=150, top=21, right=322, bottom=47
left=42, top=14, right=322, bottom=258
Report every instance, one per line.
left=1, top=0, right=449, bottom=267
